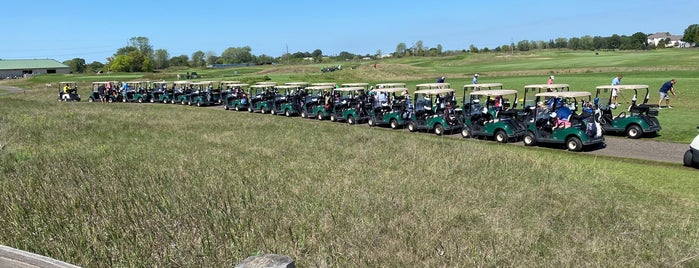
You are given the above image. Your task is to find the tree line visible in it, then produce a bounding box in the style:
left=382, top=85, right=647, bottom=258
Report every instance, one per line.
left=63, top=24, right=699, bottom=73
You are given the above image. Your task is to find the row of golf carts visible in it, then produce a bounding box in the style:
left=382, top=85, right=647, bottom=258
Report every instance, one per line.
left=66, top=80, right=665, bottom=152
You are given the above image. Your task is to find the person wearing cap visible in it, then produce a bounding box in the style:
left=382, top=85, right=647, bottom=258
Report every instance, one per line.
left=472, top=74, right=479, bottom=84
left=611, top=74, right=622, bottom=105
left=548, top=75, right=554, bottom=85
left=437, top=76, right=445, bottom=83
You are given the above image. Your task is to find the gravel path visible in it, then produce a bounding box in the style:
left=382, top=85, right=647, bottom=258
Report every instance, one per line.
left=0, top=85, right=25, bottom=94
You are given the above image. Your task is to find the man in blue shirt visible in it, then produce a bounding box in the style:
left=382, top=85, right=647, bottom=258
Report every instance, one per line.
left=472, top=73, right=479, bottom=84
left=657, top=79, right=677, bottom=109
left=611, top=74, right=622, bottom=105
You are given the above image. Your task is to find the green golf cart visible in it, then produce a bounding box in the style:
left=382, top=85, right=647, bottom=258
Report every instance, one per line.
left=461, top=89, right=527, bottom=143
left=299, top=85, right=334, bottom=119
left=247, top=84, right=277, bottom=113
left=522, top=91, right=605, bottom=151
left=594, top=84, right=661, bottom=138
left=366, top=87, right=411, bottom=129
left=222, top=83, right=250, bottom=111
left=406, top=84, right=462, bottom=136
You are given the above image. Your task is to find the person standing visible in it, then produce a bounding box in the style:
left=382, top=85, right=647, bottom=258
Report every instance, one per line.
left=611, top=74, right=622, bottom=105
left=657, top=79, right=677, bottom=109
left=472, top=73, right=479, bottom=84
left=437, top=76, right=445, bottom=83
left=547, top=75, right=554, bottom=85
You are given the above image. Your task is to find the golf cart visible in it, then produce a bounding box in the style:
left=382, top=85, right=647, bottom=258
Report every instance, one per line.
left=121, top=81, right=150, bottom=103
left=218, top=80, right=241, bottom=101
left=57, top=82, right=80, bottom=101
left=328, top=87, right=370, bottom=124
left=407, top=84, right=462, bottom=136
left=522, top=91, right=605, bottom=151
left=268, top=85, right=305, bottom=116
left=247, top=84, right=277, bottom=113
left=173, top=81, right=193, bottom=104
left=684, top=126, right=699, bottom=168
left=149, top=81, right=169, bottom=103
left=188, top=81, right=220, bottom=107
left=594, top=84, right=661, bottom=139
left=222, top=83, right=250, bottom=111
left=366, top=87, right=412, bottom=129
left=161, top=81, right=187, bottom=104
left=89, top=82, right=109, bottom=102
left=462, top=83, right=504, bottom=92
left=299, top=85, right=334, bottom=119
left=461, top=89, right=527, bottom=143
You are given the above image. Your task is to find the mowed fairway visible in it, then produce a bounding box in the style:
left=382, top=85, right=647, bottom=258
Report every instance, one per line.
left=2, top=85, right=699, bottom=266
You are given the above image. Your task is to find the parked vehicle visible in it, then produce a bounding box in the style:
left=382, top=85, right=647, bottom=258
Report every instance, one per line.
left=188, top=81, right=220, bottom=107
left=594, top=84, right=661, bottom=138
left=522, top=91, right=605, bottom=151
left=329, top=87, right=370, bottom=124
left=218, top=80, right=241, bottom=101
left=683, top=126, right=699, bottom=168
left=172, top=81, right=192, bottom=104
left=248, top=84, right=277, bottom=113
left=407, top=84, right=462, bottom=136
left=149, top=81, right=169, bottom=103
left=222, top=83, right=250, bottom=111
left=299, top=85, right=334, bottom=119
left=269, top=85, right=304, bottom=116
left=89, top=82, right=111, bottom=102
left=122, top=81, right=150, bottom=103
left=57, top=81, right=80, bottom=101
left=461, top=89, right=526, bottom=143
left=367, top=87, right=411, bottom=129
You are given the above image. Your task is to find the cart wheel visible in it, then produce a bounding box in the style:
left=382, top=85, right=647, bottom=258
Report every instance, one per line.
left=495, top=130, right=509, bottom=143
left=684, top=150, right=694, bottom=167
left=626, top=125, right=642, bottom=139
left=347, top=115, right=355, bottom=125
left=390, top=119, right=399, bottom=129
left=408, top=121, right=416, bottom=132
left=368, top=117, right=376, bottom=127
left=523, top=131, right=537, bottom=146
left=461, top=126, right=472, bottom=138
left=285, top=109, right=291, bottom=117
left=566, top=136, right=583, bottom=151
left=434, top=124, right=444, bottom=136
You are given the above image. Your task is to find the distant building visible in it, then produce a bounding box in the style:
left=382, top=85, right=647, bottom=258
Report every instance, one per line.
left=0, top=59, right=70, bottom=79
left=647, top=32, right=694, bottom=48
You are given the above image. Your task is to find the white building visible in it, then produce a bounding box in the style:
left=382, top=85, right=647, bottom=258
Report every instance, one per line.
left=647, top=32, right=694, bottom=48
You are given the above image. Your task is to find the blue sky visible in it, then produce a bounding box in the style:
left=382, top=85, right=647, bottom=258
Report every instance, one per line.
left=2, top=0, right=697, bottom=63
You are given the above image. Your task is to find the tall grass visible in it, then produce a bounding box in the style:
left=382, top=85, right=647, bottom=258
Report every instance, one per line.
left=2, top=91, right=699, bottom=267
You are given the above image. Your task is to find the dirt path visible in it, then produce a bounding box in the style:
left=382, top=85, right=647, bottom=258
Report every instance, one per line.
left=0, top=85, right=25, bottom=94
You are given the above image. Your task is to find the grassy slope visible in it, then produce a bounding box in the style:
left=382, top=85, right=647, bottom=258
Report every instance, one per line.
left=2, top=90, right=699, bottom=267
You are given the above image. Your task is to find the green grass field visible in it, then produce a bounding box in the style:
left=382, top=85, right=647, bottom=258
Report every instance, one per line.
left=2, top=49, right=699, bottom=266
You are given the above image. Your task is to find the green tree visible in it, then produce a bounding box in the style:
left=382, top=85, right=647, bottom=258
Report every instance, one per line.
left=205, top=51, right=218, bottom=66
left=413, top=40, right=424, bottom=56
left=630, top=32, right=648, bottom=49
left=63, top=58, right=86, bottom=73
left=311, top=49, right=323, bottom=63
left=154, top=49, right=169, bottom=69
left=169, top=55, right=190, bottom=67
left=129, top=36, right=154, bottom=59
left=469, top=44, right=479, bottom=53
left=86, top=61, right=104, bottom=73
left=682, top=24, right=699, bottom=44
left=220, top=46, right=254, bottom=64
left=191, top=51, right=205, bottom=67
left=395, top=43, right=407, bottom=57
